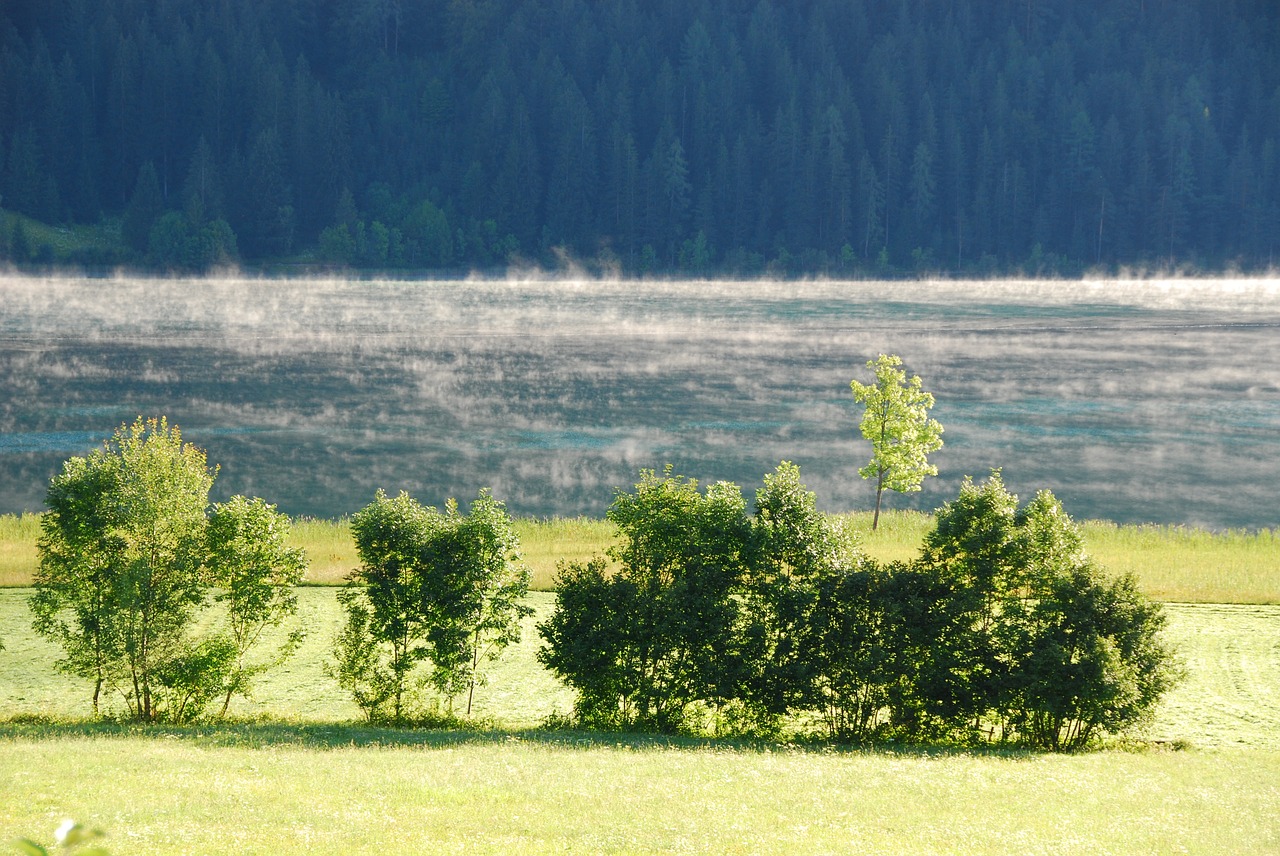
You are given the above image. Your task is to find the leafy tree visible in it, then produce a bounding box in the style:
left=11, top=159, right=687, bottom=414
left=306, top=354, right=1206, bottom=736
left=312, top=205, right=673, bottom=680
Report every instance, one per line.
left=31, top=417, right=218, bottom=721
left=850, top=354, right=944, bottom=530
left=31, top=417, right=306, bottom=722
left=539, top=467, right=752, bottom=732
left=917, top=474, right=1182, bottom=748
left=802, top=561, right=900, bottom=741
left=206, top=495, right=307, bottom=717
left=333, top=488, right=529, bottom=722
left=914, top=471, right=1027, bottom=735
left=29, top=453, right=123, bottom=713
left=743, top=461, right=859, bottom=721
left=536, top=556, right=640, bottom=727
left=421, top=490, right=531, bottom=715
left=333, top=490, right=436, bottom=722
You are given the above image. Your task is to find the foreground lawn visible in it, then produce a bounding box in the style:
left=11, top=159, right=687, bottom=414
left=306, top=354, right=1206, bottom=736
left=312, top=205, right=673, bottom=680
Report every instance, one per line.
left=2, top=729, right=1277, bottom=855
left=2, top=590, right=1279, bottom=852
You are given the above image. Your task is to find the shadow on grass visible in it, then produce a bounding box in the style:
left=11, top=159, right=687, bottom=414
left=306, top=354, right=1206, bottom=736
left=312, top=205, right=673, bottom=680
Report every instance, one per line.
left=0, top=714, right=1175, bottom=757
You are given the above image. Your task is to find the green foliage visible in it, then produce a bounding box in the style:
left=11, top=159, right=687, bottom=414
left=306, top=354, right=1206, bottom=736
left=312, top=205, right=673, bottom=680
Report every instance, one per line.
left=330, top=586, right=399, bottom=721
left=29, top=418, right=305, bottom=723
left=536, top=556, right=641, bottom=728
left=743, top=461, right=860, bottom=719
left=335, top=491, right=438, bottom=721
left=31, top=417, right=214, bottom=722
left=333, top=489, right=530, bottom=723
left=916, top=474, right=1183, bottom=748
left=540, top=467, right=754, bottom=732
left=998, top=492, right=1183, bottom=749
left=206, top=496, right=306, bottom=716
left=850, top=355, right=944, bottom=529
left=541, top=464, right=1180, bottom=749
left=14, top=819, right=108, bottom=855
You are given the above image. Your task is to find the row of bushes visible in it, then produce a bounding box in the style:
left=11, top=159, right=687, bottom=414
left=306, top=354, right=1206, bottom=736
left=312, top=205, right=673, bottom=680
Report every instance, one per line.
left=26, top=418, right=1179, bottom=749
left=29, top=417, right=532, bottom=726
left=538, top=464, right=1181, bottom=750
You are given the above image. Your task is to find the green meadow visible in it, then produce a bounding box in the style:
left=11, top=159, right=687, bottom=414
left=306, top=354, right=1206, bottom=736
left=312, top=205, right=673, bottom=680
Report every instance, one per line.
left=6, top=511, right=1275, bottom=602
left=2, top=512, right=1279, bottom=853
left=2, top=591, right=1279, bottom=853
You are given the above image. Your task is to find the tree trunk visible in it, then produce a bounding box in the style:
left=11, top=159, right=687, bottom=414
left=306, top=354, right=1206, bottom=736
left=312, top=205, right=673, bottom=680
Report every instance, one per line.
left=466, top=626, right=482, bottom=716
left=872, top=471, right=886, bottom=531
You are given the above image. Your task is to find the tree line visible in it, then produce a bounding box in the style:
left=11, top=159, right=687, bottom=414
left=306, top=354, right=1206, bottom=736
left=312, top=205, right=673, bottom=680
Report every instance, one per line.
left=28, top=416, right=1179, bottom=751
left=1, top=0, right=1277, bottom=274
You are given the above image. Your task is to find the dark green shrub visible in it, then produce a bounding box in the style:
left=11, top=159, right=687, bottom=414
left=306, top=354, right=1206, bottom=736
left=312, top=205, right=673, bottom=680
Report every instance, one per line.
left=539, top=467, right=753, bottom=732
left=916, top=474, right=1182, bottom=748
left=999, top=492, right=1183, bottom=749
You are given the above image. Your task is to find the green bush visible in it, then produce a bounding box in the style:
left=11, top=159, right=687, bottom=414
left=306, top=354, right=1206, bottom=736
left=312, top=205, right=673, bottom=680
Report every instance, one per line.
left=917, top=474, right=1182, bottom=748
left=539, top=467, right=755, bottom=732
left=29, top=417, right=305, bottom=723
left=539, top=465, right=1182, bottom=749
left=332, top=489, right=530, bottom=723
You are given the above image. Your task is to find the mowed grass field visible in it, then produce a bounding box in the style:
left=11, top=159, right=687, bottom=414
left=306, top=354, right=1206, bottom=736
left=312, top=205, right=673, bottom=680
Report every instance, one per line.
left=2, top=511, right=1278, bottom=853
left=1, top=591, right=1279, bottom=853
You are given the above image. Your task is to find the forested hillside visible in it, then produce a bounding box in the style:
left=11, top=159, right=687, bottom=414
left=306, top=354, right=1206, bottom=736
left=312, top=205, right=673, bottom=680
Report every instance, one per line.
left=1, top=0, right=1277, bottom=275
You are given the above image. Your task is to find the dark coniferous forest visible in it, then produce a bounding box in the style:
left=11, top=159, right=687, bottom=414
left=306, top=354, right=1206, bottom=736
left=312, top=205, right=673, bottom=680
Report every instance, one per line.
left=1, top=0, right=1278, bottom=275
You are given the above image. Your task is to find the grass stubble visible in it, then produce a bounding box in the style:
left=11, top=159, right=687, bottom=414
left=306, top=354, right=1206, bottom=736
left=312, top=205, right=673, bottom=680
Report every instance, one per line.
left=1, top=512, right=1278, bottom=853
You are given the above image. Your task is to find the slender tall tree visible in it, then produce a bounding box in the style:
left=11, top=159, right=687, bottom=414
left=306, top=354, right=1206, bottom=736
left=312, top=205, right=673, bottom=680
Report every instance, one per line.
left=850, top=354, right=944, bottom=530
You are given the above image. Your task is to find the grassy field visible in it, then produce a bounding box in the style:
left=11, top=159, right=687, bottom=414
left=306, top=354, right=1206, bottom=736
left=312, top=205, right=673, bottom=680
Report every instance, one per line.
left=5, top=511, right=1276, bottom=602
left=2, top=730, right=1276, bottom=855
left=1, top=589, right=1279, bottom=853
left=2, top=510, right=1276, bottom=850
left=0, top=209, right=123, bottom=265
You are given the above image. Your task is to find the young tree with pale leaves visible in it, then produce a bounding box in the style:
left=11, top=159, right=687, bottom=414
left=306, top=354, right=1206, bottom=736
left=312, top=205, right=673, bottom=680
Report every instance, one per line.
left=850, top=354, right=944, bottom=530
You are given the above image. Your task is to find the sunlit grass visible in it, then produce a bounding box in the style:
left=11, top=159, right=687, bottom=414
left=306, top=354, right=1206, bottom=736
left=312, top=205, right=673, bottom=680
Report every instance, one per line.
left=0, top=513, right=40, bottom=587
left=838, top=509, right=936, bottom=566
left=1081, top=522, right=1280, bottom=605
left=513, top=516, right=618, bottom=591
left=287, top=517, right=359, bottom=586
left=2, top=731, right=1277, bottom=855
left=3, top=512, right=1276, bottom=603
